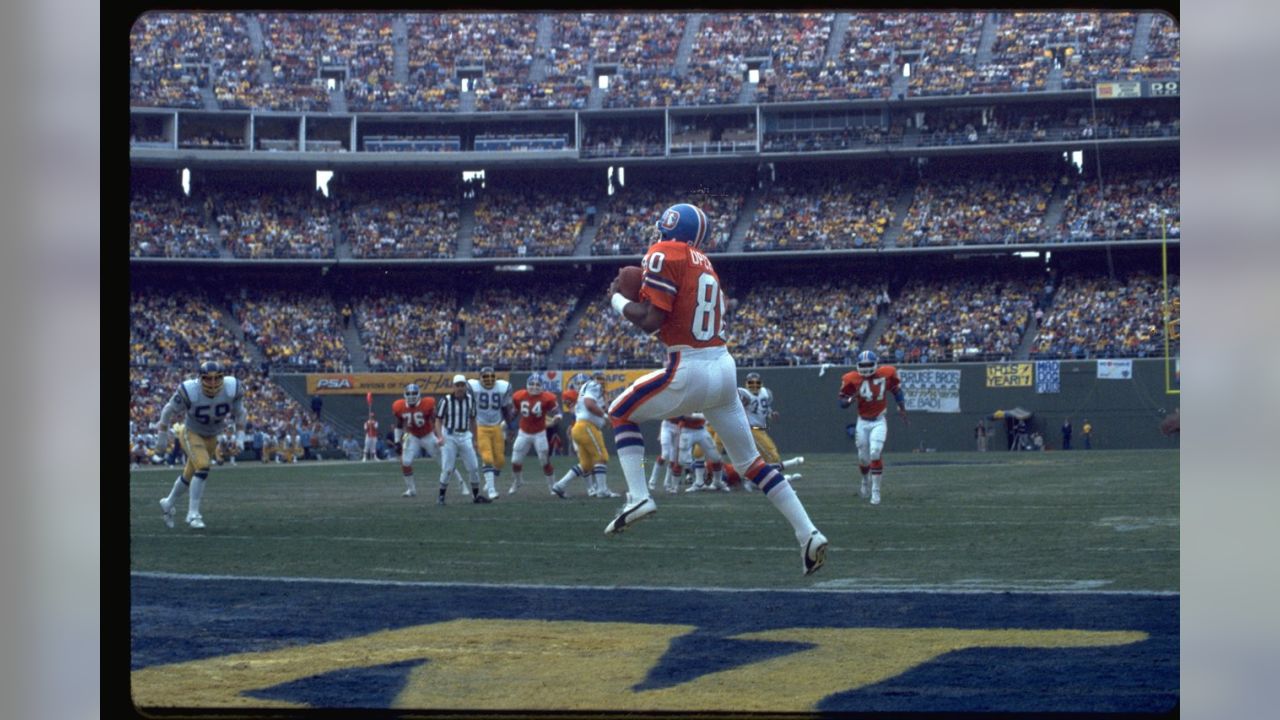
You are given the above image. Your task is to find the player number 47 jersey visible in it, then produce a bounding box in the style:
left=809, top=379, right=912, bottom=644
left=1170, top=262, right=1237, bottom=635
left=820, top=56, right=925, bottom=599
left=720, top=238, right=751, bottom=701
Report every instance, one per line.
left=640, top=240, right=727, bottom=351
left=840, top=366, right=902, bottom=420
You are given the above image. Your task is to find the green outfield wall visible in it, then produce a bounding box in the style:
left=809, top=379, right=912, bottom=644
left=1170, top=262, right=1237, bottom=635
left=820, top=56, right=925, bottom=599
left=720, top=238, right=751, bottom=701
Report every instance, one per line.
left=276, top=358, right=1179, bottom=457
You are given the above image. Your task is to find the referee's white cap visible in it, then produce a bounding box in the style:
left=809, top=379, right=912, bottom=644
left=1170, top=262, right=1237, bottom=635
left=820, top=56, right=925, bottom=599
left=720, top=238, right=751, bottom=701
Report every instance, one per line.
left=452, top=374, right=468, bottom=385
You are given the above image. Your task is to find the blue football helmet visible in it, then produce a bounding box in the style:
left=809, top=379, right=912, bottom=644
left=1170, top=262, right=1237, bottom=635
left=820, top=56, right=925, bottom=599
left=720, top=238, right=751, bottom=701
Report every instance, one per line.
left=526, top=374, right=543, bottom=394
left=655, top=203, right=709, bottom=248
left=856, top=350, right=878, bottom=373
left=199, top=360, right=224, bottom=397
left=404, top=383, right=421, bottom=405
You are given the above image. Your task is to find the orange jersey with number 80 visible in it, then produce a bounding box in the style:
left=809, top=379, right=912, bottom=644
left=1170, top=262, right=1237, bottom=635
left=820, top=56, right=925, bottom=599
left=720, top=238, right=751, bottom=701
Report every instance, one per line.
left=639, top=240, right=727, bottom=351
left=839, top=366, right=902, bottom=420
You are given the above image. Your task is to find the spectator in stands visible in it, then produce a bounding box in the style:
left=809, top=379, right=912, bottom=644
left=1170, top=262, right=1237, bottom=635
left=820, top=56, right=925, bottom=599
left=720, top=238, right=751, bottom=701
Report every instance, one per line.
left=356, top=291, right=459, bottom=371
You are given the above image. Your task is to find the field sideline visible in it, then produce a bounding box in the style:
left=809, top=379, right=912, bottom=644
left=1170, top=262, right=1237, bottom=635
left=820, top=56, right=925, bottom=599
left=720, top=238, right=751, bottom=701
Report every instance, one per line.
left=130, top=450, right=1178, bottom=714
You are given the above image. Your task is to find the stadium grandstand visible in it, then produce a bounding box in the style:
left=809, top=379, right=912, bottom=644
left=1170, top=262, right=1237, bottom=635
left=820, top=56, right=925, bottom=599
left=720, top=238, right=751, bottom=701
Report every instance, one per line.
left=130, top=16, right=1181, bottom=715
left=131, top=8, right=1178, bottom=441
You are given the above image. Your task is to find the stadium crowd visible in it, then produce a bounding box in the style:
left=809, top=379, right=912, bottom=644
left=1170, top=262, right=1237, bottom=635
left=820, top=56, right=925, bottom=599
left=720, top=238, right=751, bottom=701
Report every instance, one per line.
left=130, top=290, right=250, bottom=368
left=471, top=187, right=586, bottom=257
left=213, top=189, right=336, bottom=259
left=591, top=184, right=742, bottom=255
left=343, top=189, right=459, bottom=259
left=730, top=277, right=884, bottom=366
left=456, top=278, right=586, bottom=370
left=581, top=124, right=665, bottom=158
left=1032, top=272, right=1171, bottom=358
left=876, top=276, right=1039, bottom=363
left=131, top=189, right=221, bottom=258
left=134, top=11, right=1177, bottom=112
left=746, top=177, right=898, bottom=251
left=232, top=290, right=352, bottom=372
left=898, top=170, right=1055, bottom=246
left=1058, top=168, right=1179, bottom=241
left=562, top=292, right=666, bottom=369
left=355, top=291, right=460, bottom=371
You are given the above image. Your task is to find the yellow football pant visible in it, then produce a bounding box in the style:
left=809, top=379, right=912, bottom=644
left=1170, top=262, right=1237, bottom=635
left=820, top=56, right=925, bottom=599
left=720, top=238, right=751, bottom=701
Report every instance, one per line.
left=571, top=420, right=609, bottom=471
left=177, top=424, right=219, bottom=480
left=476, top=424, right=506, bottom=470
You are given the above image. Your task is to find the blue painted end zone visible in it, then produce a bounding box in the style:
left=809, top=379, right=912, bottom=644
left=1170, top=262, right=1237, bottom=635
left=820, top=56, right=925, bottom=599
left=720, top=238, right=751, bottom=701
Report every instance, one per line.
left=131, top=576, right=1177, bottom=713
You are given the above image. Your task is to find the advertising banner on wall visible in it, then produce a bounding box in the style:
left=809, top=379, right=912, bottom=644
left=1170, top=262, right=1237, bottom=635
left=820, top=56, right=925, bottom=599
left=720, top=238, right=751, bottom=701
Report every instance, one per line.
left=307, top=372, right=512, bottom=395
left=986, top=363, right=1033, bottom=388
left=1035, top=361, right=1061, bottom=394
left=1097, top=359, right=1134, bottom=380
left=898, top=369, right=961, bottom=413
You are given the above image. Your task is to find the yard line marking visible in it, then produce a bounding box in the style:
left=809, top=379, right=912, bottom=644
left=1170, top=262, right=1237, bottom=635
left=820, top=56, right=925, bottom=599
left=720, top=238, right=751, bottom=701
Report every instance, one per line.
left=131, top=570, right=1178, bottom=597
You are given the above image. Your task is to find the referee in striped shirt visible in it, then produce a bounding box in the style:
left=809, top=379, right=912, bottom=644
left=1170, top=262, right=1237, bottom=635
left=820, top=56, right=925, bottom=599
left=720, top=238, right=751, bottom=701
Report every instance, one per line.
left=433, top=374, right=489, bottom=504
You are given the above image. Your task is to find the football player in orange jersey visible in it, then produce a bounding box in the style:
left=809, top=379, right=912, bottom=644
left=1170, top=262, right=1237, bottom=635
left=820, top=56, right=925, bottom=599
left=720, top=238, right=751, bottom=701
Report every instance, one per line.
left=604, top=203, right=828, bottom=575
left=363, top=412, right=380, bottom=462
left=509, top=374, right=562, bottom=493
left=838, top=350, right=909, bottom=505
left=392, top=383, right=460, bottom=498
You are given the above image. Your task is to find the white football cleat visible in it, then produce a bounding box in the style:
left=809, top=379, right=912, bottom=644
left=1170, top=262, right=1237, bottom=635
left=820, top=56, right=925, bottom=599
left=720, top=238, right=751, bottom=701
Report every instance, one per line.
left=598, top=488, right=621, bottom=498
left=684, top=482, right=706, bottom=493
left=604, top=496, right=657, bottom=535
left=795, top=456, right=805, bottom=465
left=508, top=479, right=522, bottom=495
left=870, top=488, right=881, bottom=505
left=186, top=514, right=205, bottom=530
left=859, top=477, right=870, bottom=499
left=159, top=498, right=175, bottom=529
left=784, top=473, right=803, bottom=483
left=551, top=484, right=567, bottom=499
left=402, top=489, right=417, bottom=498
left=802, top=530, right=828, bottom=576
left=713, top=479, right=730, bottom=492
left=486, top=488, right=499, bottom=501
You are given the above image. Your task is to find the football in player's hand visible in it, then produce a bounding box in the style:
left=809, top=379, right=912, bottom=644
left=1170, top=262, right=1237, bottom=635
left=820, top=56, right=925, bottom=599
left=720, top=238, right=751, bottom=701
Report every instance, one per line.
left=617, top=265, right=644, bottom=301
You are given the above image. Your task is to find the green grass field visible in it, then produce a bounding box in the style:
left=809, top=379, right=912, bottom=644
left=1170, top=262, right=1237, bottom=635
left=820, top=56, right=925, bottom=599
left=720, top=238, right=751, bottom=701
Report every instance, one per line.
left=129, top=450, right=1178, bottom=592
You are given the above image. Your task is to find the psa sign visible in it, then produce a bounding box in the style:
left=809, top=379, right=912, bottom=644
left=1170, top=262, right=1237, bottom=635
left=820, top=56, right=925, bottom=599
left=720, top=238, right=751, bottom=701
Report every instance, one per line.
left=307, top=372, right=511, bottom=395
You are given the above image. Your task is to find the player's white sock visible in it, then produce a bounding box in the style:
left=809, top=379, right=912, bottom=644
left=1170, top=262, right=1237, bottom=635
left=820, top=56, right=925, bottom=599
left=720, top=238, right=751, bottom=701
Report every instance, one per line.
left=557, top=465, right=581, bottom=490
left=405, top=473, right=417, bottom=494
left=648, top=458, right=664, bottom=487
left=768, top=483, right=818, bottom=545
left=594, top=464, right=610, bottom=495
left=188, top=472, right=207, bottom=517
left=484, top=468, right=497, bottom=494
left=616, top=446, right=649, bottom=500
left=746, top=463, right=816, bottom=544
left=166, top=476, right=189, bottom=504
